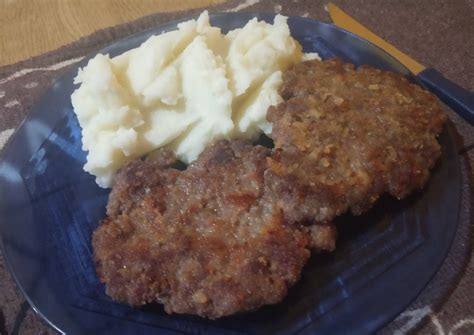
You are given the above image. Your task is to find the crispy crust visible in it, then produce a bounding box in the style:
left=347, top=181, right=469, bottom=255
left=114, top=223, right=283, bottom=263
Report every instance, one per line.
left=267, top=59, right=446, bottom=223
left=93, top=140, right=331, bottom=319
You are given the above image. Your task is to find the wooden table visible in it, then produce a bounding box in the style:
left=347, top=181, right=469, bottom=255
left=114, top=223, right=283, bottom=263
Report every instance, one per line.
left=0, top=0, right=226, bottom=67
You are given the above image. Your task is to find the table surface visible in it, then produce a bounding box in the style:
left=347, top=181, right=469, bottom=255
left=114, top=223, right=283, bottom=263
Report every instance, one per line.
left=0, top=0, right=472, bottom=334
left=0, top=0, right=225, bottom=67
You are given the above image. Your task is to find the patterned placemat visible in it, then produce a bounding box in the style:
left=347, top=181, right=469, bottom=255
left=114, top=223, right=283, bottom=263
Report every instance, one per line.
left=0, top=0, right=472, bottom=334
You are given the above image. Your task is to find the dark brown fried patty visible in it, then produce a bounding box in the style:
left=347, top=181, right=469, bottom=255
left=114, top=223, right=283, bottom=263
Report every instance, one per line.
left=93, top=140, right=335, bottom=319
left=267, top=59, right=446, bottom=223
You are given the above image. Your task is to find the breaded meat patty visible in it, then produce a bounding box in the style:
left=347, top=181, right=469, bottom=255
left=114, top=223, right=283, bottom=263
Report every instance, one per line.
left=93, top=140, right=335, bottom=319
left=266, top=59, right=446, bottom=224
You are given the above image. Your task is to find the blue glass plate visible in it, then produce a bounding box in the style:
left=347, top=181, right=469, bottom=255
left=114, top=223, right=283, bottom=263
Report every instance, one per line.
left=0, top=13, right=461, bottom=335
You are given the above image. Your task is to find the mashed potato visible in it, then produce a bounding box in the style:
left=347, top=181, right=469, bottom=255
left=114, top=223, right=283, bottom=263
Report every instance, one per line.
left=71, top=11, right=317, bottom=188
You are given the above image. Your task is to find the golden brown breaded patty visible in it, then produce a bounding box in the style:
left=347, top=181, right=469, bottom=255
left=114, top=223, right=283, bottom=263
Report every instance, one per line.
left=266, top=59, right=446, bottom=223
left=93, top=140, right=334, bottom=319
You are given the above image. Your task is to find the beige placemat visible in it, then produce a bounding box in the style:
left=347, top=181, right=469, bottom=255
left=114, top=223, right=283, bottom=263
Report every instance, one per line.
left=0, top=0, right=472, bottom=334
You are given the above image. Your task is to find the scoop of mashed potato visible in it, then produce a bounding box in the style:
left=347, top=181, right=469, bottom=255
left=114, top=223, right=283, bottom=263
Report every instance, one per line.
left=71, top=11, right=318, bottom=188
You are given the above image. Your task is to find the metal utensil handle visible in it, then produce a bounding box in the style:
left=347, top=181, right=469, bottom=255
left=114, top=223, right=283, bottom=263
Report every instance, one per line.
left=417, top=68, right=474, bottom=125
